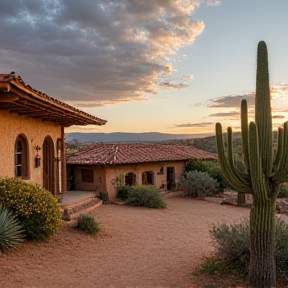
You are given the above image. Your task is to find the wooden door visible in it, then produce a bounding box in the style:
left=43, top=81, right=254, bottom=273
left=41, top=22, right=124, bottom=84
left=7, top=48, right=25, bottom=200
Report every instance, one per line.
left=43, top=136, right=54, bottom=194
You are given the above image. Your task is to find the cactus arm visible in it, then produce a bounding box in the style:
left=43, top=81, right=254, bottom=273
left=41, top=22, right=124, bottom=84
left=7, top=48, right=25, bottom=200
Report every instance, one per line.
left=241, top=99, right=250, bottom=172
left=227, top=127, right=251, bottom=182
left=216, top=123, right=253, bottom=193
left=255, top=41, right=273, bottom=176
left=249, top=122, right=268, bottom=201
left=274, top=127, right=283, bottom=168
left=273, top=122, right=288, bottom=183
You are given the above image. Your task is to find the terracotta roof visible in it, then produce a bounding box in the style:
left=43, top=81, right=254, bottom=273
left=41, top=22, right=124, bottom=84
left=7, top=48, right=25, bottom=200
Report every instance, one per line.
left=0, top=72, right=107, bottom=127
left=67, top=143, right=217, bottom=165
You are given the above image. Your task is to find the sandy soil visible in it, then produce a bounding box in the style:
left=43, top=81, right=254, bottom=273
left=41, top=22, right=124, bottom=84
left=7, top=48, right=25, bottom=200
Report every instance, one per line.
left=0, top=196, right=251, bottom=288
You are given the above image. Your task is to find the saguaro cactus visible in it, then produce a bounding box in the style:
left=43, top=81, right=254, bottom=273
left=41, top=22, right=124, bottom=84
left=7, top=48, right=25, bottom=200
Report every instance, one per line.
left=216, top=41, right=288, bottom=287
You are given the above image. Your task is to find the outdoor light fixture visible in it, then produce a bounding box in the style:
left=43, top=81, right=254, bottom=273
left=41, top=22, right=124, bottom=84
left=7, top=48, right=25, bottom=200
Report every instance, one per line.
left=35, top=145, right=41, bottom=167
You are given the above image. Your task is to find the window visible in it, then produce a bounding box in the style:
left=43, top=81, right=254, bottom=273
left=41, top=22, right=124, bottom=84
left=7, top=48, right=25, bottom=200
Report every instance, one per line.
left=125, top=172, right=136, bottom=186
left=15, top=135, right=28, bottom=179
left=142, top=171, right=154, bottom=185
left=81, top=169, right=94, bottom=183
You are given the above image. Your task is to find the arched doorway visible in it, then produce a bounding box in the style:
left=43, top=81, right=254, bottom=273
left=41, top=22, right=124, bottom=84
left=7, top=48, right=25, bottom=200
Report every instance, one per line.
left=43, top=136, right=54, bottom=194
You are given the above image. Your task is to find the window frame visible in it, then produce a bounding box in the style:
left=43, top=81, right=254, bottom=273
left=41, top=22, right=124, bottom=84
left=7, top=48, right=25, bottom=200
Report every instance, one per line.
left=15, top=135, right=29, bottom=179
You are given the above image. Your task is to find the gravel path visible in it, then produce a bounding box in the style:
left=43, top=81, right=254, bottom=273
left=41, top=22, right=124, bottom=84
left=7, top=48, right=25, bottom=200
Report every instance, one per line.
left=1, top=196, right=250, bottom=288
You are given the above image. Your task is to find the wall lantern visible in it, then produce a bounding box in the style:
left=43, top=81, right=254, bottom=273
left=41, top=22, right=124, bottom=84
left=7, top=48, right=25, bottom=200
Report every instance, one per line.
left=35, top=145, right=41, bottom=168
left=157, top=167, right=164, bottom=175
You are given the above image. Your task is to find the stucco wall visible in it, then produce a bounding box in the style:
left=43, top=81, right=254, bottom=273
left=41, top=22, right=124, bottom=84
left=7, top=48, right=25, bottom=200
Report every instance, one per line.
left=0, top=110, right=62, bottom=186
left=105, top=161, right=185, bottom=200
left=71, top=166, right=107, bottom=192
left=69, top=161, right=185, bottom=200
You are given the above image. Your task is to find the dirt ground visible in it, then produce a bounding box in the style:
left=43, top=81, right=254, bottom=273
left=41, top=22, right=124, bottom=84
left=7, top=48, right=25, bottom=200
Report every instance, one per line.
left=1, top=196, right=253, bottom=288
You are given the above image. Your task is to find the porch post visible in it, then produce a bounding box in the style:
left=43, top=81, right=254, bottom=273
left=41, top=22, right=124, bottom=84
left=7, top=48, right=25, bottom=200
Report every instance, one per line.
left=61, top=126, right=67, bottom=193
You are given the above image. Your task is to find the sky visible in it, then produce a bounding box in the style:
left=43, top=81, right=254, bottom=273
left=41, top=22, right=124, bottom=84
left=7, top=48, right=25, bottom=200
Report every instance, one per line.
left=1, top=0, right=288, bottom=137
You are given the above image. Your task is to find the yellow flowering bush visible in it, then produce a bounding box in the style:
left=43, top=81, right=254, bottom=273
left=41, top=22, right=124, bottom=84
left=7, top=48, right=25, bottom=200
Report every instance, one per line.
left=0, top=178, right=61, bottom=240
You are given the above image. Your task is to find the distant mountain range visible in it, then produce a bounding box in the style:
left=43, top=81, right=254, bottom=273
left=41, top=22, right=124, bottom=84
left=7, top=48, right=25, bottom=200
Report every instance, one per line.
left=66, top=131, right=249, bottom=155
left=66, top=132, right=213, bottom=143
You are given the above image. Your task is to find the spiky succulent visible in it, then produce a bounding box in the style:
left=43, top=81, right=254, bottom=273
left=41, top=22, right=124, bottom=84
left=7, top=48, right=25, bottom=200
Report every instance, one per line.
left=0, top=205, right=24, bottom=254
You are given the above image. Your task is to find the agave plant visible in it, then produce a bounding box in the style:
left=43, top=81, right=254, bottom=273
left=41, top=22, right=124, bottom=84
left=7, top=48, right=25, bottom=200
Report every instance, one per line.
left=0, top=205, right=24, bottom=254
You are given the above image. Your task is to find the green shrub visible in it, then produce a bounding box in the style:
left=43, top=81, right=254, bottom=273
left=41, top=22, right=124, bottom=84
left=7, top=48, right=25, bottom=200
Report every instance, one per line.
left=99, top=191, right=109, bottom=203
left=116, top=186, right=130, bottom=200
left=77, top=213, right=101, bottom=235
left=125, top=185, right=166, bottom=208
left=195, top=256, right=242, bottom=277
left=179, top=171, right=217, bottom=198
left=185, top=159, right=209, bottom=173
left=207, top=166, right=228, bottom=193
left=0, top=178, right=61, bottom=241
left=278, top=183, right=288, bottom=198
left=209, top=217, right=288, bottom=278
left=0, top=205, right=24, bottom=253
left=210, top=218, right=250, bottom=266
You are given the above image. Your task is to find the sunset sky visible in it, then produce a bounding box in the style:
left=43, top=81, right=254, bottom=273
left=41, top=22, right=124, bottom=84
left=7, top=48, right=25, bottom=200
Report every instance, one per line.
left=1, top=0, right=288, bottom=137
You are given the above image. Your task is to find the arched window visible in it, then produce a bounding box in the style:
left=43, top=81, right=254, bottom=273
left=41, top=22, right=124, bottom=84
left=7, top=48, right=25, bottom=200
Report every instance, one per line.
left=125, top=172, right=136, bottom=186
left=15, top=135, right=29, bottom=179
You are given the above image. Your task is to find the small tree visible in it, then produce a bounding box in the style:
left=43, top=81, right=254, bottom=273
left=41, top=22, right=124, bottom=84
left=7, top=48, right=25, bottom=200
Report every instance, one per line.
left=185, top=159, right=209, bottom=173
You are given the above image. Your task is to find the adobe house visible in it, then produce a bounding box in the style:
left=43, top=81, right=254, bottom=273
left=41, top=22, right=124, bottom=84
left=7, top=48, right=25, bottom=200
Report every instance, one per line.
left=67, top=143, right=217, bottom=200
left=0, top=72, right=106, bottom=198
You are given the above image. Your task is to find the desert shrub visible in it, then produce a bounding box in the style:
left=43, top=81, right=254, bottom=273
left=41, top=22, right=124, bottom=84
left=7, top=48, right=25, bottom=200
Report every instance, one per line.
left=209, top=217, right=288, bottom=277
left=98, top=191, right=109, bottom=203
left=195, top=256, right=241, bottom=277
left=125, top=185, right=166, bottom=208
left=207, top=166, right=228, bottom=193
left=185, top=159, right=209, bottom=173
left=77, top=213, right=101, bottom=235
left=179, top=171, right=217, bottom=198
left=0, top=178, right=61, bottom=240
left=278, top=183, right=288, bottom=198
left=0, top=205, right=24, bottom=253
left=116, top=186, right=130, bottom=200
left=210, top=218, right=250, bottom=267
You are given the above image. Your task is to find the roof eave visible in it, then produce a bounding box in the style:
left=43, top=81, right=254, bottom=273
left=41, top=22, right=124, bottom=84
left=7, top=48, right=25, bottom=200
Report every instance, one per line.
left=0, top=74, right=107, bottom=127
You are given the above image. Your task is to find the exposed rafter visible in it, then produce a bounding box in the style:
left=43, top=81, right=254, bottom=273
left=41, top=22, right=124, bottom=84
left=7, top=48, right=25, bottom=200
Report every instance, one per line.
left=0, top=73, right=107, bottom=127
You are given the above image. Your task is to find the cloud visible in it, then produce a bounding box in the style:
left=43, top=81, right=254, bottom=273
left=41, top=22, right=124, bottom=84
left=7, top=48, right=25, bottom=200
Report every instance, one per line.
left=175, top=122, right=214, bottom=127
left=208, top=93, right=255, bottom=108
left=0, top=0, right=211, bottom=103
left=159, top=82, right=189, bottom=89
left=181, top=74, right=194, bottom=80
left=71, top=102, right=105, bottom=108
left=206, top=0, right=221, bottom=6
left=272, top=115, right=285, bottom=119
left=271, top=83, right=288, bottom=100
left=209, top=112, right=239, bottom=117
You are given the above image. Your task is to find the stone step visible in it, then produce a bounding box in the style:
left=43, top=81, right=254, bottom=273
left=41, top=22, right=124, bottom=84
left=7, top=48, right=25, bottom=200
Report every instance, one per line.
left=60, top=196, right=102, bottom=221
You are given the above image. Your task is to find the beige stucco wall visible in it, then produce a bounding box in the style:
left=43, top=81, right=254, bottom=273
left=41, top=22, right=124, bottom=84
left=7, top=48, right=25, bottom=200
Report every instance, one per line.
left=0, top=110, right=62, bottom=186
left=71, top=166, right=107, bottom=192
left=69, top=161, right=186, bottom=200
left=105, top=161, right=185, bottom=200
